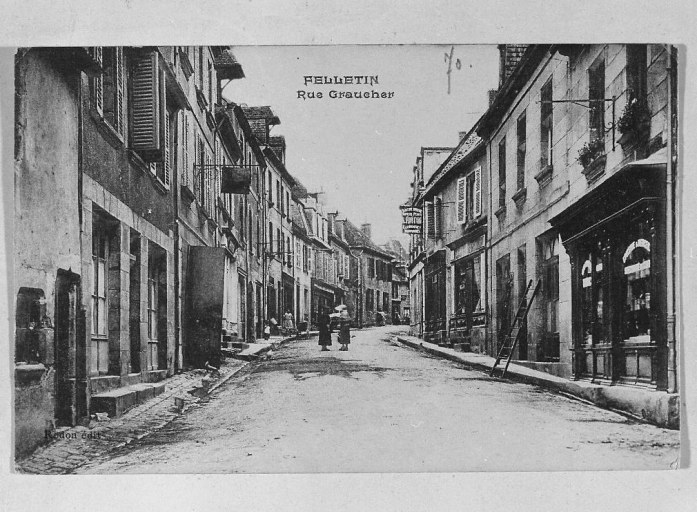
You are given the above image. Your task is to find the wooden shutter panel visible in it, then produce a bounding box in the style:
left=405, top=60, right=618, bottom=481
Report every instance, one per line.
left=426, top=201, right=435, bottom=238
left=115, top=47, right=124, bottom=135
left=92, top=47, right=103, bottom=114
left=163, top=108, right=171, bottom=188
left=457, top=177, right=466, bottom=223
left=131, top=51, right=163, bottom=160
left=434, top=197, right=442, bottom=238
left=474, top=165, right=482, bottom=217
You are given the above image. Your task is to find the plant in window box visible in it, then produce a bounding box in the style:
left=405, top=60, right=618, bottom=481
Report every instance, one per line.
left=617, top=96, right=651, bottom=147
left=577, top=137, right=605, bottom=169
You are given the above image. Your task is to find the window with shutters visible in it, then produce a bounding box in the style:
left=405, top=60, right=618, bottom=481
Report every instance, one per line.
left=91, top=223, right=110, bottom=375
left=498, top=138, right=506, bottom=209
left=131, top=50, right=165, bottom=162
left=425, top=201, right=435, bottom=238
left=589, top=56, right=606, bottom=150
left=473, top=164, right=482, bottom=217
left=456, top=177, right=466, bottom=224
left=516, top=111, right=527, bottom=191
left=434, top=197, right=442, bottom=238
left=540, top=79, right=553, bottom=170
left=150, top=107, right=172, bottom=189
left=368, top=257, right=375, bottom=278
left=466, top=173, right=475, bottom=220
left=91, top=47, right=126, bottom=141
left=181, top=111, right=191, bottom=187
left=268, top=222, right=273, bottom=255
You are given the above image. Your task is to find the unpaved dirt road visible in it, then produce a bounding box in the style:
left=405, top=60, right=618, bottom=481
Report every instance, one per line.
left=77, top=325, right=680, bottom=473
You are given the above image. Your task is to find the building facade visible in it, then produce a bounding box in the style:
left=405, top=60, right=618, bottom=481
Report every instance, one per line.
left=404, top=44, right=678, bottom=406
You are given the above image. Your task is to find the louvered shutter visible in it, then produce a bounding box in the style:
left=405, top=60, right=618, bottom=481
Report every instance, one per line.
left=184, top=113, right=190, bottom=187
left=457, top=177, right=466, bottom=223
left=163, top=108, right=171, bottom=188
left=115, top=47, right=124, bottom=135
left=426, top=201, right=435, bottom=238
left=92, top=47, right=103, bottom=114
left=131, top=51, right=163, bottom=160
left=474, top=165, right=482, bottom=217
left=434, top=197, right=442, bottom=238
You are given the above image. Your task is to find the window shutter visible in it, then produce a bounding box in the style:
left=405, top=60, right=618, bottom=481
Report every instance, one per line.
left=457, top=177, right=466, bottom=223
left=182, top=112, right=189, bottom=187
left=115, top=47, right=124, bottom=135
left=435, top=197, right=442, bottom=238
left=426, top=201, right=434, bottom=238
left=131, top=51, right=163, bottom=160
left=92, top=47, right=103, bottom=115
left=474, top=165, right=482, bottom=217
left=163, top=108, right=171, bottom=188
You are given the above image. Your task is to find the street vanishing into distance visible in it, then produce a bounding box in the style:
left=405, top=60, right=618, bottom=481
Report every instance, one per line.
left=75, top=326, right=680, bottom=474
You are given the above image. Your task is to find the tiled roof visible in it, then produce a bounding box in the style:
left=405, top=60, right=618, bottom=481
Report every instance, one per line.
left=342, top=220, right=391, bottom=258
left=240, top=106, right=280, bottom=125
left=269, top=135, right=286, bottom=147
left=291, top=204, right=309, bottom=236
left=422, top=130, right=483, bottom=197
left=214, top=49, right=244, bottom=80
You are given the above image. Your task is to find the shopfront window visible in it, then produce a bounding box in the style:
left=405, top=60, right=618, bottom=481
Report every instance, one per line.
left=580, top=248, right=604, bottom=346
left=623, top=238, right=651, bottom=342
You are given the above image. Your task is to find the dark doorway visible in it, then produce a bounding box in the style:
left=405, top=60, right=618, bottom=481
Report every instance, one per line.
left=517, top=245, right=528, bottom=360
left=496, top=254, right=512, bottom=353
left=129, top=231, right=141, bottom=373
left=54, top=270, right=81, bottom=426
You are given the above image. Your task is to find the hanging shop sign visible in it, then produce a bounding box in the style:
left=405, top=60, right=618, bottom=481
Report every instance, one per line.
left=401, top=205, right=422, bottom=234
left=221, top=165, right=252, bottom=194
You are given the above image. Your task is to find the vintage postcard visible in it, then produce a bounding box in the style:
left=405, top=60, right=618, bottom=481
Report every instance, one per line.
left=10, top=44, right=682, bottom=475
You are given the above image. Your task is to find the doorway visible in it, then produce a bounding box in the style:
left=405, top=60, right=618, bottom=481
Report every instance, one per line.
left=54, top=270, right=81, bottom=426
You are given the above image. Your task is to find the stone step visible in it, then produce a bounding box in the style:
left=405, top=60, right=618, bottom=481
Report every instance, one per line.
left=91, top=382, right=166, bottom=419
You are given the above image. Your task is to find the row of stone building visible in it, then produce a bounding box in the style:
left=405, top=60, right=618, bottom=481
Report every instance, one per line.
left=13, top=46, right=407, bottom=457
left=404, top=45, right=678, bottom=423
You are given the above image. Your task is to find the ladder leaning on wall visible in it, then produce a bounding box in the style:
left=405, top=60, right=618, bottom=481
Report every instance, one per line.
left=490, top=279, right=542, bottom=378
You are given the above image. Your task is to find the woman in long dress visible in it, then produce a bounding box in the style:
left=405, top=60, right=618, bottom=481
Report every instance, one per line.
left=318, top=308, right=332, bottom=351
left=338, top=309, right=351, bottom=351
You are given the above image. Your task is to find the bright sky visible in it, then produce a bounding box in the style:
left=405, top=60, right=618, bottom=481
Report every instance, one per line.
left=224, top=45, right=499, bottom=245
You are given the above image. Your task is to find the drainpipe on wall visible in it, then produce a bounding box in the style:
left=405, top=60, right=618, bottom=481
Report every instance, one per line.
left=665, top=45, right=677, bottom=393
left=173, top=109, right=182, bottom=372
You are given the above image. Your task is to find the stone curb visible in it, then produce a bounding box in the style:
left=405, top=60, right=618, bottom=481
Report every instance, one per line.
left=15, top=339, right=301, bottom=474
left=394, top=335, right=679, bottom=430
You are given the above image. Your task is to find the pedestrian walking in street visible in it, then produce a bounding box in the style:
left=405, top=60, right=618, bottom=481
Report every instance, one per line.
left=263, top=321, right=271, bottom=340
left=282, top=310, right=295, bottom=335
left=318, top=308, right=332, bottom=351
left=338, top=307, right=351, bottom=351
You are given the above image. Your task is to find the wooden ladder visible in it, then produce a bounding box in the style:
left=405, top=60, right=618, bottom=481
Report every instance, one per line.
left=490, top=279, right=541, bottom=378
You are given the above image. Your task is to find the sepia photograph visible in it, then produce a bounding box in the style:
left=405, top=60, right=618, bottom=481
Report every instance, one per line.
left=11, top=43, right=682, bottom=475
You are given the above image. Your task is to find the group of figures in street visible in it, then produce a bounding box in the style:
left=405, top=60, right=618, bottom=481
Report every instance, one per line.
left=318, top=305, right=352, bottom=351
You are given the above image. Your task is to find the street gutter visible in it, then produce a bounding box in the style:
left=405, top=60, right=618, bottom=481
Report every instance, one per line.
left=392, top=335, right=680, bottom=430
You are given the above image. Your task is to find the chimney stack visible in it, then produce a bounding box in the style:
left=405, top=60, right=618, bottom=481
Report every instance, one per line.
left=360, top=223, right=372, bottom=240
left=488, top=89, right=498, bottom=107
left=498, top=44, right=528, bottom=87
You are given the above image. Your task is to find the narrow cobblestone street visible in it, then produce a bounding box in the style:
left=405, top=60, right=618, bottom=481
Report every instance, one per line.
left=70, top=326, right=679, bottom=474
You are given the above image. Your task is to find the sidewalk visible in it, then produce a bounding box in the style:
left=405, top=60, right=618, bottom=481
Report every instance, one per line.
left=393, top=334, right=680, bottom=430
left=15, top=336, right=296, bottom=474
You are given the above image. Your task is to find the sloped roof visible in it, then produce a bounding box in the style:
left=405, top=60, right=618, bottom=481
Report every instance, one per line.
left=291, top=204, right=310, bottom=239
left=240, top=105, right=281, bottom=125
left=342, top=220, right=392, bottom=258
left=214, top=49, right=245, bottom=80
left=422, top=128, right=483, bottom=200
